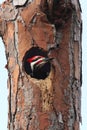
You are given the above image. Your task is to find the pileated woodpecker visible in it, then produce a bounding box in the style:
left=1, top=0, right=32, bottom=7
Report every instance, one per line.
left=27, top=55, right=54, bottom=73
left=23, top=47, right=54, bottom=79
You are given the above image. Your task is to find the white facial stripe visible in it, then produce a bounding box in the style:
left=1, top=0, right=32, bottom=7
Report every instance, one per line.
left=30, top=57, right=45, bottom=71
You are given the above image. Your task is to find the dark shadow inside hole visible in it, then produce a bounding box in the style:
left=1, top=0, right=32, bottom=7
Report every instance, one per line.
left=23, top=47, right=51, bottom=79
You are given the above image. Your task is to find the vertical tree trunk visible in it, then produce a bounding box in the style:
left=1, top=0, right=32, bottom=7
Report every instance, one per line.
left=0, top=0, right=82, bottom=130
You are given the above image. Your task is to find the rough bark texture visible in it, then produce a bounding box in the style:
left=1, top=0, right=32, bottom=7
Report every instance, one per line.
left=0, top=0, right=82, bottom=130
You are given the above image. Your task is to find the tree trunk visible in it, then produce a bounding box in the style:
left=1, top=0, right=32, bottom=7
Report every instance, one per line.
left=0, top=0, right=82, bottom=130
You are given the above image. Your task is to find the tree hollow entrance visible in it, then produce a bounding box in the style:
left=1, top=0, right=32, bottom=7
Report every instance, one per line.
left=23, top=47, right=51, bottom=79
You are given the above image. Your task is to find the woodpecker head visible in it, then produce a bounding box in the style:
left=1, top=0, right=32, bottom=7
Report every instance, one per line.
left=27, top=55, right=54, bottom=72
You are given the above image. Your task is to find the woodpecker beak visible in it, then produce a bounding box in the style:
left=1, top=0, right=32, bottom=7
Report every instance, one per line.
left=43, top=57, right=54, bottom=62
left=35, top=57, right=54, bottom=70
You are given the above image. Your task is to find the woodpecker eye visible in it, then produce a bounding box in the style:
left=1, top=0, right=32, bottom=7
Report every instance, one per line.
left=23, top=47, right=52, bottom=80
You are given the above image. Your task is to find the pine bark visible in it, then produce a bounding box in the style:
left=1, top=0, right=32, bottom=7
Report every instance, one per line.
left=0, top=0, right=82, bottom=130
